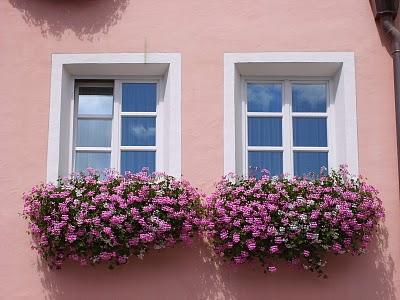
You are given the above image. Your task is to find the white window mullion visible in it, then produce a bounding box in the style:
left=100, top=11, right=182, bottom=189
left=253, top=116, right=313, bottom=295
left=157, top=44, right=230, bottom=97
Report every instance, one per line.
left=247, top=112, right=283, bottom=117
left=155, top=80, right=162, bottom=172
left=69, top=84, right=79, bottom=173
left=243, top=79, right=249, bottom=177
left=120, top=112, right=157, bottom=117
left=292, top=112, right=328, bottom=118
left=247, top=146, right=284, bottom=151
left=327, top=80, right=336, bottom=170
left=282, top=80, right=292, bottom=175
left=120, top=146, right=157, bottom=151
left=75, top=147, right=112, bottom=152
left=112, top=80, right=122, bottom=172
left=293, top=147, right=329, bottom=152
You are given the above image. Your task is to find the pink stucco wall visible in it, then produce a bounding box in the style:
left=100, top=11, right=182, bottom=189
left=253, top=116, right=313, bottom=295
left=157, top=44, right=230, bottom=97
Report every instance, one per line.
left=1, top=0, right=400, bottom=299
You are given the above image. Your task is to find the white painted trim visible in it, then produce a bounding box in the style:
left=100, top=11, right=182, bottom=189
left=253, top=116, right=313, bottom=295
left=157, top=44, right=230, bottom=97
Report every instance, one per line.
left=47, top=53, right=181, bottom=182
left=120, top=112, right=157, bottom=116
left=248, top=146, right=284, bottom=151
left=75, top=147, right=112, bottom=152
left=224, top=52, right=358, bottom=176
left=120, top=146, right=157, bottom=151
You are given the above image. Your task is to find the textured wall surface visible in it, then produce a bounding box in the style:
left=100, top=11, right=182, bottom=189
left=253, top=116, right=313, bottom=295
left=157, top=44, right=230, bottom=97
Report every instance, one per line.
left=1, top=0, right=399, bottom=299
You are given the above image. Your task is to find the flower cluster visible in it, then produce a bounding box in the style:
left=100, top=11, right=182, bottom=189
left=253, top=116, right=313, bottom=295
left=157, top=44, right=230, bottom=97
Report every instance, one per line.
left=204, top=167, right=384, bottom=277
left=23, top=169, right=204, bottom=268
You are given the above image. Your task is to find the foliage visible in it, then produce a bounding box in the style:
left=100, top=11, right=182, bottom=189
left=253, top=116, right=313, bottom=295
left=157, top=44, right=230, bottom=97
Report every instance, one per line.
left=204, top=167, right=384, bottom=277
left=23, top=169, right=204, bottom=268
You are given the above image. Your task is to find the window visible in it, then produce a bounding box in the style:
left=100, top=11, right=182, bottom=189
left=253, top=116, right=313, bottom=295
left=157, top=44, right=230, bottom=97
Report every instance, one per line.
left=48, top=53, right=181, bottom=182
left=246, top=80, right=330, bottom=177
left=73, top=81, right=160, bottom=174
left=224, top=52, right=359, bottom=177
left=74, top=84, right=114, bottom=172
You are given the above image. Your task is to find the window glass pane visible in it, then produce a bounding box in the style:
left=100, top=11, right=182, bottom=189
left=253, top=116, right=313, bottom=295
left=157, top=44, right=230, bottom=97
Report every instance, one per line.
left=292, top=83, right=327, bottom=112
left=77, top=119, right=112, bottom=147
left=248, top=151, right=283, bottom=177
left=75, top=152, right=110, bottom=172
left=294, top=152, right=328, bottom=177
left=121, top=151, right=155, bottom=174
left=247, top=83, right=282, bottom=112
left=121, top=117, right=156, bottom=146
left=122, top=83, right=157, bottom=112
left=248, top=117, right=282, bottom=146
left=78, top=95, right=113, bottom=116
left=293, top=117, right=327, bottom=147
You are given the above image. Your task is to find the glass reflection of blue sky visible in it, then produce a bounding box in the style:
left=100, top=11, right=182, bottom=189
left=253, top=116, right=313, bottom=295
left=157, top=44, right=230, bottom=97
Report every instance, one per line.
left=121, top=117, right=156, bottom=146
left=121, top=151, right=155, bottom=174
left=248, top=151, right=283, bottom=178
left=294, top=152, right=328, bottom=177
left=292, top=84, right=327, bottom=112
left=247, top=83, right=282, bottom=112
left=122, top=83, right=157, bottom=112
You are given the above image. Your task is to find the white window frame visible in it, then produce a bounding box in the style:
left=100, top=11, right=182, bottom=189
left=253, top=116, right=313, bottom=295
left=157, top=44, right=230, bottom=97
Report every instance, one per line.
left=243, top=78, right=334, bottom=176
left=224, top=52, right=358, bottom=176
left=48, top=53, right=181, bottom=182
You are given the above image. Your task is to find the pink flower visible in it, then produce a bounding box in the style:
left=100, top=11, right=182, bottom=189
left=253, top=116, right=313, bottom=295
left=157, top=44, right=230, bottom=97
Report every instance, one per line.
left=232, top=233, right=240, bottom=243
left=269, top=245, right=279, bottom=254
left=246, top=239, right=256, bottom=251
left=220, top=231, right=228, bottom=240
left=66, top=233, right=77, bottom=243
left=268, top=266, right=277, bottom=272
left=103, top=227, right=112, bottom=236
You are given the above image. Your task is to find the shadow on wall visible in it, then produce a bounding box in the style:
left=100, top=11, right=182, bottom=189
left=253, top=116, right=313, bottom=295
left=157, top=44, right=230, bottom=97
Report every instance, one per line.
left=35, top=227, right=396, bottom=300
left=8, top=0, right=129, bottom=40
left=36, top=238, right=236, bottom=300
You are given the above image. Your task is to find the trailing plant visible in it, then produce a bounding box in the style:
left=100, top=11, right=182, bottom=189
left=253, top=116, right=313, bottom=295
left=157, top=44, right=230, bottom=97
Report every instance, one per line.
left=23, top=169, right=204, bottom=268
left=203, top=166, right=384, bottom=277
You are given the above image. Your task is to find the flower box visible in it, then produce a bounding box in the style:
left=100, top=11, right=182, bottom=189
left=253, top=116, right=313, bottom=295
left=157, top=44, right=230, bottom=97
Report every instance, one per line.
left=23, top=169, right=203, bottom=268
left=204, top=167, right=384, bottom=277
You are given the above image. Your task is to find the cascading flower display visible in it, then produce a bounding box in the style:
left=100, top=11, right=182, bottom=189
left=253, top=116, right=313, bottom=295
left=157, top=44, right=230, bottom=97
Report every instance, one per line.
left=204, top=167, right=385, bottom=277
left=23, top=169, right=204, bottom=268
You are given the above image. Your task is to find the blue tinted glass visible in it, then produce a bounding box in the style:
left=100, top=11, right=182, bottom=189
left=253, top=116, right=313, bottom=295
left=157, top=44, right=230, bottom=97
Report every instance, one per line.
left=248, top=117, right=282, bottom=146
left=294, top=152, right=328, bottom=177
left=121, top=151, right=155, bottom=174
left=77, top=119, right=112, bottom=147
left=292, top=84, right=327, bottom=112
left=122, top=83, right=157, bottom=112
left=248, top=83, right=282, bottom=112
left=293, top=117, right=327, bottom=147
left=75, top=152, right=110, bottom=172
left=121, top=117, right=156, bottom=146
left=248, top=151, right=283, bottom=178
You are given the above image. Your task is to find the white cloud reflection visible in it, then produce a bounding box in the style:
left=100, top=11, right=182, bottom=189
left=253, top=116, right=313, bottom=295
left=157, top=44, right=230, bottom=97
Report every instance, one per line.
left=130, top=124, right=156, bottom=138
left=292, top=84, right=327, bottom=112
left=247, top=83, right=282, bottom=112
left=78, top=95, right=113, bottom=115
